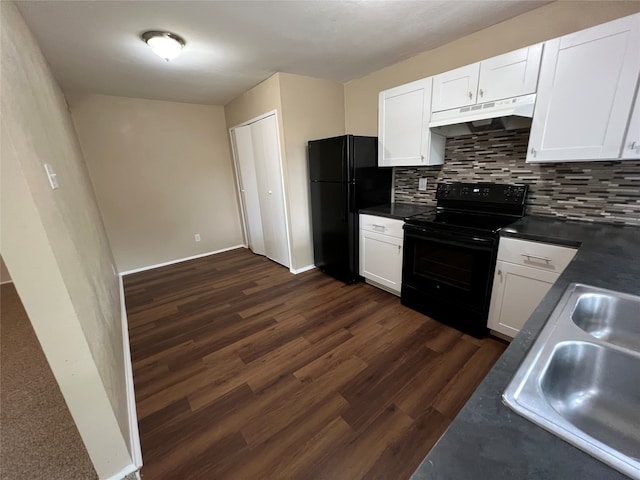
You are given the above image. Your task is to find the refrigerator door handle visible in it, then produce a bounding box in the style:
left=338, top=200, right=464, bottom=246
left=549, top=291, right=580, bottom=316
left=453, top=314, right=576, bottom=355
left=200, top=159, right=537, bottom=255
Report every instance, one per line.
left=349, top=182, right=356, bottom=219
left=341, top=182, right=347, bottom=222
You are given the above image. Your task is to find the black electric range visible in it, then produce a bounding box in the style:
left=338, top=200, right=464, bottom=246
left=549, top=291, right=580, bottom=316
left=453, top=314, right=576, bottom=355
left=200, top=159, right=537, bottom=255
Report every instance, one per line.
left=401, top=182, right=528, bottom=337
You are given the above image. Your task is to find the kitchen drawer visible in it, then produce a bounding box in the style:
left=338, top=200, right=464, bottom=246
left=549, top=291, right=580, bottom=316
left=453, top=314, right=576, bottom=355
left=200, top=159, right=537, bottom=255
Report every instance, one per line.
left=497, top=237, right=577, bottom=273
left=360, top=214, right=404, bottom=238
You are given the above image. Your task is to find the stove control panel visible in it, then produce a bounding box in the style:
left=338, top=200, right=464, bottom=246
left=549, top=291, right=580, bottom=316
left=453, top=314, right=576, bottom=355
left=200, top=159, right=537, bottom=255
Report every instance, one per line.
left=436, top=182, right=528, bottom=205
left=502, top=185, right=527, bottom=203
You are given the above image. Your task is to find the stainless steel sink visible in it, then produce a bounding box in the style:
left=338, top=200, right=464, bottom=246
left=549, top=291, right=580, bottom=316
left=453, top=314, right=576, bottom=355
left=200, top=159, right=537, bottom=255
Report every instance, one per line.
left=503, top=284, right=640, bottom=480
left=540, top=342, right=640, bottom=459
left=572, top=292, right=640, bottom=351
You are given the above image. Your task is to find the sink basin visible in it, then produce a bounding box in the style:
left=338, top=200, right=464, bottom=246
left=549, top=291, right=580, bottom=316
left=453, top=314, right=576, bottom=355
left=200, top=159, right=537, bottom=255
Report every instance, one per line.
left=540, top=342, right=640, bottom=459
left=503, top=284, right=640, bottom=479
left=572, top=293, right=640, bottom=351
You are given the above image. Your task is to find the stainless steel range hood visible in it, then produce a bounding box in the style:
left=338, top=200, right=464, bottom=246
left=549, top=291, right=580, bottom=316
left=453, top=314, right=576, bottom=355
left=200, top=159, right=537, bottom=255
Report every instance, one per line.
left=429, top=93, right=536, bottom=137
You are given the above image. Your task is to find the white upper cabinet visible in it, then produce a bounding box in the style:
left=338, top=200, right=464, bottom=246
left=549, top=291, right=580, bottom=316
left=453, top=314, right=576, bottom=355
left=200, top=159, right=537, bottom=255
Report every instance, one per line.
left=527, top=14, right=640, bottom=162
left=431, top=45, right=542, bottom=112
left=477, top=44, right=543, bottom=103
left=378, top=77, right=445, bottom=167
left=432, top=63, right=480, bottom=112
left=622, top=89, right=640, bottom=159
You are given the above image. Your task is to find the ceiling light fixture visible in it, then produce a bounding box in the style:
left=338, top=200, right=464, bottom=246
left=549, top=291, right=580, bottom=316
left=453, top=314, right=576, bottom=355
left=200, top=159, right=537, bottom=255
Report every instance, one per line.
left=141, top=31, right=186, bottom=61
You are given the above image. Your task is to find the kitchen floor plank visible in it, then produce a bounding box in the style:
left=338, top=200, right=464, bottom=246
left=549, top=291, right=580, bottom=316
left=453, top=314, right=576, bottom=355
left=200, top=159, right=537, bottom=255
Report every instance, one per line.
left=393, top=338, right=480, bottom=420
left=125, top=248, right=506, bottom=479
left=361, top=407, right=451, bottom=480
left=432, top=338, right=507, bottom=419
left=302, top=403, right=414, bottom=480
left=231, top=393, right=350, bottom=479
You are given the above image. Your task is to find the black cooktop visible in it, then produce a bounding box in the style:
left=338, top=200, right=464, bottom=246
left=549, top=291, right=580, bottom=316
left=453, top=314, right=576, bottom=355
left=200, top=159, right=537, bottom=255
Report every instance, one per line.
left=405, top=209, right=519, bottom=234
left=404, top=182, right=529, bottom=235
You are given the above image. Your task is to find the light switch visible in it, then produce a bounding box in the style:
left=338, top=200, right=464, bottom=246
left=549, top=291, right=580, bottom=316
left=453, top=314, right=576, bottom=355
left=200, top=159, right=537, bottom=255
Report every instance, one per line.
left=418, top=178, right=427, bottom=191
left=44, top=163, right=59, bottom=190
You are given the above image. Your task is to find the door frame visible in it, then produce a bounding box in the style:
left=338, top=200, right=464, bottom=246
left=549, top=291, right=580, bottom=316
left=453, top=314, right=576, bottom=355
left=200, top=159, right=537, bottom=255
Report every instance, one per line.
left=229, top=110, right=293, bottom=272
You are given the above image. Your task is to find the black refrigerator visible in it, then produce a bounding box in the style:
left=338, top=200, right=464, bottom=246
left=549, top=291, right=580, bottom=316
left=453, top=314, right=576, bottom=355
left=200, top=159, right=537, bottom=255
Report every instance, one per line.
left=308, top=135, right=392, bottom=284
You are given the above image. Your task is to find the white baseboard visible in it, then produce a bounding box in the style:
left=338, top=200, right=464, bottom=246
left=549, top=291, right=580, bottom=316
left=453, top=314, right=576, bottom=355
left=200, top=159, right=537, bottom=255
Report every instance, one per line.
left=290, top=264, right=315, bottom=274
left=118, top=275, right=143, bottom=471
left=0, top=279, right=13, bottom=285
left=104, top=462, right=138, bottom=480
left=120, top=245, right=246, bottom=276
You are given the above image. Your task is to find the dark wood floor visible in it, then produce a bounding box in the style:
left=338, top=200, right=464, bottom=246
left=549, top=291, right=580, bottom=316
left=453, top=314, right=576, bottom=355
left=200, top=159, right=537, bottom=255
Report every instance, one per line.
left=125, top=248, right=506, bottom=480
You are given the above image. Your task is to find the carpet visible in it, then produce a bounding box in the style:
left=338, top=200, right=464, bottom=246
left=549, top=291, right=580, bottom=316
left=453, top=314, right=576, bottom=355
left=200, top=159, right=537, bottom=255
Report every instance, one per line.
left=0, top=283, right=98, bottom=479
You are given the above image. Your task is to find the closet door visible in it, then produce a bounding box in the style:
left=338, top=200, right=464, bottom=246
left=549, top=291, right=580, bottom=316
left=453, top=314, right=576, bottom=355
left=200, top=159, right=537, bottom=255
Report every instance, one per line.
left=233, top=125, right=266, bottom=256
left=250, top=115, right=290, bottom=268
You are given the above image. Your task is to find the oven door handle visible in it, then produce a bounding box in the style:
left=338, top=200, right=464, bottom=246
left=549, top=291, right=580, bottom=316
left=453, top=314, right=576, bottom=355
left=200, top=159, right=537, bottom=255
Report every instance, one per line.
left=404, top=225, right=495, bottom=249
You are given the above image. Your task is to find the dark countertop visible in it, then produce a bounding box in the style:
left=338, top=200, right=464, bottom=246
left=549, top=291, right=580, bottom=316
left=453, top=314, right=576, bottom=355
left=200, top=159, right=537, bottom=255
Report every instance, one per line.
left=412, top=215, right=640, bottom=480
left=359, top=202, right=434, bottom=220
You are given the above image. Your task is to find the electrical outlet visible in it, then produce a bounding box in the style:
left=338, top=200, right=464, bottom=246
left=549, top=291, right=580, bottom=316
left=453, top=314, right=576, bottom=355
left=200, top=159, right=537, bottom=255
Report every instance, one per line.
left=194, top=233, right=201, bottom=242
left=418, top=178, right=428, bottom=191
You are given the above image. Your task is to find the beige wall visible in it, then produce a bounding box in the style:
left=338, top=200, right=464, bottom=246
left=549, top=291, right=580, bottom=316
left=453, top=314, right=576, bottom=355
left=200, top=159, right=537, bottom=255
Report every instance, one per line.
left=279, top=73, right=345, bottom=268
left=345, top=1, right=640, bottom=135
left=68, top=94, right=244, bottom=273
left=0, top=255, right=11, bottom=283
left=225, top=74, right=284, bottom=132
left=0, top=2, right=133, bottom=478
left=224, top=73, right=345, bottom=270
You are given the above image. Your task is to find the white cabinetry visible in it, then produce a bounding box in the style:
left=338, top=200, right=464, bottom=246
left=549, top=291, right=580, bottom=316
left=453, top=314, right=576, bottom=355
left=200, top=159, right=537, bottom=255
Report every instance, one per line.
left=431, top=44, right=542, bottom=112
left=622, top=90, right=640, bottom=159
left=527, top=14, right=640, bottom=162
left=488, top=237, right=577, bottom=338
left=478, top=45, right=542, bottom=103
left=431, top=63, right=480, bottom=112
left=378, top=78, right=445, bottom=167
left=359, top=214, right=404, bottom=295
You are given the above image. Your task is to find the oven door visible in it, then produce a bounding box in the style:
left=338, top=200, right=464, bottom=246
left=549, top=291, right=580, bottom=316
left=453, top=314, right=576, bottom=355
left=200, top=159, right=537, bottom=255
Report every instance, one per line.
left=402, top=224, right=496, bottom=313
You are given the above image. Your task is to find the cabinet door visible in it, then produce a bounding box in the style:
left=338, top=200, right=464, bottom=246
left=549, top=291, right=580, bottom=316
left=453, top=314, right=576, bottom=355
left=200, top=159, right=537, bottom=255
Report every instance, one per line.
left=378, top=78, right=438, bottom=167
left=622, top=90, right=640, bottom=159
left=527, top=14, right=640, bottom=162
left=432, top=63, right=480, bottom=112
left=487, top=261, right=559, bottom=338
left=478, top=44, right=543, bottom=103
left=359, top=229, right=403, bottom=294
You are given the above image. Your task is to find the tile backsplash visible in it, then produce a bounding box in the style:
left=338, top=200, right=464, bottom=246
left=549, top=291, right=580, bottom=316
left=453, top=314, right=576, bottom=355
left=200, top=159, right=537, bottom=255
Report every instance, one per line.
left=394, top=128, right=640, bottom=226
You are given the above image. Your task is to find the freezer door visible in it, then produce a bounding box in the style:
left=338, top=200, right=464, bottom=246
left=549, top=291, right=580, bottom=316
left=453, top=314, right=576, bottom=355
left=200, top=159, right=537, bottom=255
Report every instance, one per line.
left=308, top=136, right=346, bottom=183
left=350, top=135, right=378, bottom=181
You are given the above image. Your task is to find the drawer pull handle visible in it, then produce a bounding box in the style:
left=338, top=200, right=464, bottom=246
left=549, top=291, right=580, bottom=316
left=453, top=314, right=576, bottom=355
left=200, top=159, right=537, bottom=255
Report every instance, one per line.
left=521, top=253, right=551, bottom=263
left=372, top=224, right=386, bottom=232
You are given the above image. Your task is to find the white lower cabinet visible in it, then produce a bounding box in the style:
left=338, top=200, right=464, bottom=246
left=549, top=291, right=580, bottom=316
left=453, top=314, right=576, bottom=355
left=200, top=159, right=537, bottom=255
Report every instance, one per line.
left=359, top=214, right=404, bottom=295
left=487, top=237, right=577, bottom=338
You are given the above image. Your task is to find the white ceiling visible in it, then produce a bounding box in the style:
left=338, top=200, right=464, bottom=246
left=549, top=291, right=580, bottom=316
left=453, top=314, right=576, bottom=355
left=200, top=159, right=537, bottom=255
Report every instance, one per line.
left=15, top=1, right=550, bottom=105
